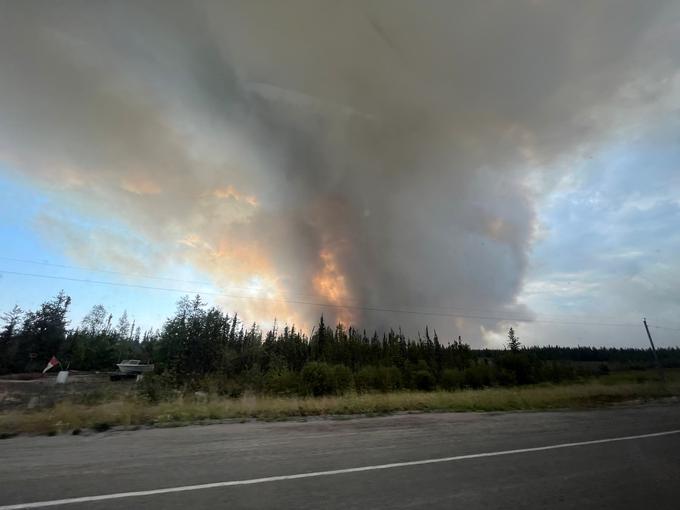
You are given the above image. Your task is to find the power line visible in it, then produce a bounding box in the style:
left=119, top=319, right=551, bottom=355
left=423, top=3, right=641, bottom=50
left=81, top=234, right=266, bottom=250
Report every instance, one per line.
left=1, top=254, right=424, bottom=308
left=0, top=255, right=649, bottom=324
left=0, top=255, right=242, bottom=292
left=0, top=256, right=533, bottom=317
left=651, top=325, right=680, bottom=332
left=0, top=255, right=371, bottom=305
left=0, top=268, right=659, bottom=329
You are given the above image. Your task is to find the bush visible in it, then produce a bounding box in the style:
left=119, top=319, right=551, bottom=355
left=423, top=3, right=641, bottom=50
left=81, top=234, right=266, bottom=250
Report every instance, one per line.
left=379, top=366, right=403, bottom=392
left=495, top=368, right=518, bottom=386
left=137, top=372, right=175, bottom=402
left=463, top=363, right=492, bottom=389
left=440, top=369, right=464, bottom=391
left=333, top=365, right=353, bottom=394
left=541, top=361, right=576, bottom=383
left=214, top=378, right=245, bottom=398
left=354, top=366, right=376, bottom=393
left=413, top=370, right=435, bottom=391
left=185, top=375, right=245, bottom=398
left=301, top=362, right=336, bottom=396
left=354, top=366, right=402, bottom=393
left=265, top=369, right=302, bottom=396
left=495, top=352, right=539, bottom=385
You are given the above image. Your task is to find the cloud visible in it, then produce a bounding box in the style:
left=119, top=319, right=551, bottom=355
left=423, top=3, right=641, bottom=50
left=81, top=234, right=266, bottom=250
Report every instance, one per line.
left=1, top=0, right=678, bottom=341
left=120, top=177, right=163, bottom=196
left=212, top=186, right=258, bottom=207
left=520, top=109, right=680, bottom=346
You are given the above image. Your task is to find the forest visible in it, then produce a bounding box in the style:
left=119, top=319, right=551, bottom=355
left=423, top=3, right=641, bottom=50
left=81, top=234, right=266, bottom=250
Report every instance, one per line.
left=1, top=292, right=678, bottom=398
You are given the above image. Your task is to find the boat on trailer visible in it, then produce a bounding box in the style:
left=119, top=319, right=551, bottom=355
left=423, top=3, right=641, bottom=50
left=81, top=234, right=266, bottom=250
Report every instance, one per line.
left=116, top=360, right=154, bottom=374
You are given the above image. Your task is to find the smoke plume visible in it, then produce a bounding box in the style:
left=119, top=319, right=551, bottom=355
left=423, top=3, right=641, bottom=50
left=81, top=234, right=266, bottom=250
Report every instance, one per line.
left=1, top=0, right=677, bottom=341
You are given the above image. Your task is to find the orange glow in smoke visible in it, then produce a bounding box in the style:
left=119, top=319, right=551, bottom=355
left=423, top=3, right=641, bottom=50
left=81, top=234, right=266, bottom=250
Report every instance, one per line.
left=186, top=240, right=307, bottom=330
left=213, top=185, right=258, bottom=207
left=120, top=176, right=162, bottom=195
left=313, top=248, right=354, bottom=325
left=212, top=242, right=272, bottom=275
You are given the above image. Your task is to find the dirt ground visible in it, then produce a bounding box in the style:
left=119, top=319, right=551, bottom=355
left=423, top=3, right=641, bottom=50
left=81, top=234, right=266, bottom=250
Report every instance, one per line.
left=0, top=372, right=135, bottom=410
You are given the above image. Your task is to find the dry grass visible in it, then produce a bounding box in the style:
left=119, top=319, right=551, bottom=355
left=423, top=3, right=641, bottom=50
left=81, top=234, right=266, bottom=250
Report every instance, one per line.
left=1, top=371, right=678, bottom=437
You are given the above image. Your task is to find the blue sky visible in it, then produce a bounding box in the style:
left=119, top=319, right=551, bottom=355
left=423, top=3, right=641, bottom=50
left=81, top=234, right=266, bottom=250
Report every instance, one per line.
left=517, top=116, right=680, bottom=347
left=0, top=168, right=217, bottom=330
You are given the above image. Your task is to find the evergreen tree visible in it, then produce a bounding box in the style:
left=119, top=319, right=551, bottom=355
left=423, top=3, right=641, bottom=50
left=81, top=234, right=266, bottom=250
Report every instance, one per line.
left=507, top=327, right=521, bottom=352
left=19, top=291, right=71, bottom=371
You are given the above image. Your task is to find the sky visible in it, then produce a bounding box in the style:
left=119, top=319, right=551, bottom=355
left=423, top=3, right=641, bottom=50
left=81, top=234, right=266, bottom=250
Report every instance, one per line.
left=0, top=0, right=679, bottom=348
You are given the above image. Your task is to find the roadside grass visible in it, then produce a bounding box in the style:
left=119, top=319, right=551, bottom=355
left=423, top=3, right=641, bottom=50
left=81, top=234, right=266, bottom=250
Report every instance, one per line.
left=1, top=370, right=678, bottom=436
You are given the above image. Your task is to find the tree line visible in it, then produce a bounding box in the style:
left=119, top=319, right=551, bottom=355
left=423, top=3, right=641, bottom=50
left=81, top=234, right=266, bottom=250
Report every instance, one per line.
left=1, top=292, right=678, bottom=398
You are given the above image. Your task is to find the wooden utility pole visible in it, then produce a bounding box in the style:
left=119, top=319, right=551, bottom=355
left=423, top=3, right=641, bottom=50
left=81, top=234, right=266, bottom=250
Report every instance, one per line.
left=643, top=318, right=665, bottom=382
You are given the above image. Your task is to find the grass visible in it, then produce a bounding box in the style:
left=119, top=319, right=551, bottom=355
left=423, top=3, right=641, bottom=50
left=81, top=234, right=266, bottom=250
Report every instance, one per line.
left=1, top=370, right=678, bottom=437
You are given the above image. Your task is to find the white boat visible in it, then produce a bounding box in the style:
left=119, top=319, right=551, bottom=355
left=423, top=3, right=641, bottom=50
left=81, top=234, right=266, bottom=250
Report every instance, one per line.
left=116, top=360, right=155, bottom=374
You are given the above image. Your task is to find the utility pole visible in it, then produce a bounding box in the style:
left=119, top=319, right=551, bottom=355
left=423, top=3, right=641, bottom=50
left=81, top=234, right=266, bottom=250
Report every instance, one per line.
left=643, top=318, right=665, bottom=382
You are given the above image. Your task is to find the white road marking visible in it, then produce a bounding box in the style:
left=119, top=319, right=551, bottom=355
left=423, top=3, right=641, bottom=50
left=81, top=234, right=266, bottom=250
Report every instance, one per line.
left=2, top=429, right=679, bottom=509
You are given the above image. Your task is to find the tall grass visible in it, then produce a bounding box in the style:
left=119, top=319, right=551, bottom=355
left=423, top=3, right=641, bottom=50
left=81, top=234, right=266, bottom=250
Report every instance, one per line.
left=1, top=371, right=678, bottom=436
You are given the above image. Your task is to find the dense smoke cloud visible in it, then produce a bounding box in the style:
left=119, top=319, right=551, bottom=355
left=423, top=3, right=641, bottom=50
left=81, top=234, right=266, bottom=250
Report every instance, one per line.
left=1, top=1, right=677, bottom=342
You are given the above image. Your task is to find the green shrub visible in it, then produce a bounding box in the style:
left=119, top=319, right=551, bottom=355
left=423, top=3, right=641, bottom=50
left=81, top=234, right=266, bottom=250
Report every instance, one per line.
left=354, top=366, right=402, bottom=393
left=413, top=370, right=435, bottom=391
left=137, top=372, right=175, bottom=402
left=379, top=366, right=403, bottom=391
left=182, top=375, right=245, bottom=398
left=214, top=378, right=245, bottom=398
left=464, top=363, right=492, bottom=389
left=265, top=369, right=302, bottom=396
left=598, top=363, right=610, bottom=376
left=332, top=365, right=353, bottom=394
left=495, top=368, right=518, bottom=386
left=354, top=366, right=375, bottom=393
left=240, top=366, right=265, bottom=392
left=441, top=369, right=464, bottom=390
left=301, top=362, right=336, bottom=396
left=495, top=352, right=539, bottom=385
left=542, top=361, right=577, bottom=383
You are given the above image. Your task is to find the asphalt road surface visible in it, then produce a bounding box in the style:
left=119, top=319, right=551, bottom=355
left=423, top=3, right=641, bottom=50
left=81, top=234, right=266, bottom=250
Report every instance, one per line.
left=1, top=404, right=680, bottom=509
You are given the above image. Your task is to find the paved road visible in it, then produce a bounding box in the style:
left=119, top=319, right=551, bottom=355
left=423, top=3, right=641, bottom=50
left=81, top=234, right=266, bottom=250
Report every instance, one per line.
left=1, top=404, right=680, bottom=509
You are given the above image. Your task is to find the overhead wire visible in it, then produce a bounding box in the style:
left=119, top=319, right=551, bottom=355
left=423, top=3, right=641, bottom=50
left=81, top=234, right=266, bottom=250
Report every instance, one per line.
left=0, top=255, right=659, bottom=324
left=2, top=268, right=674, bottom=330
